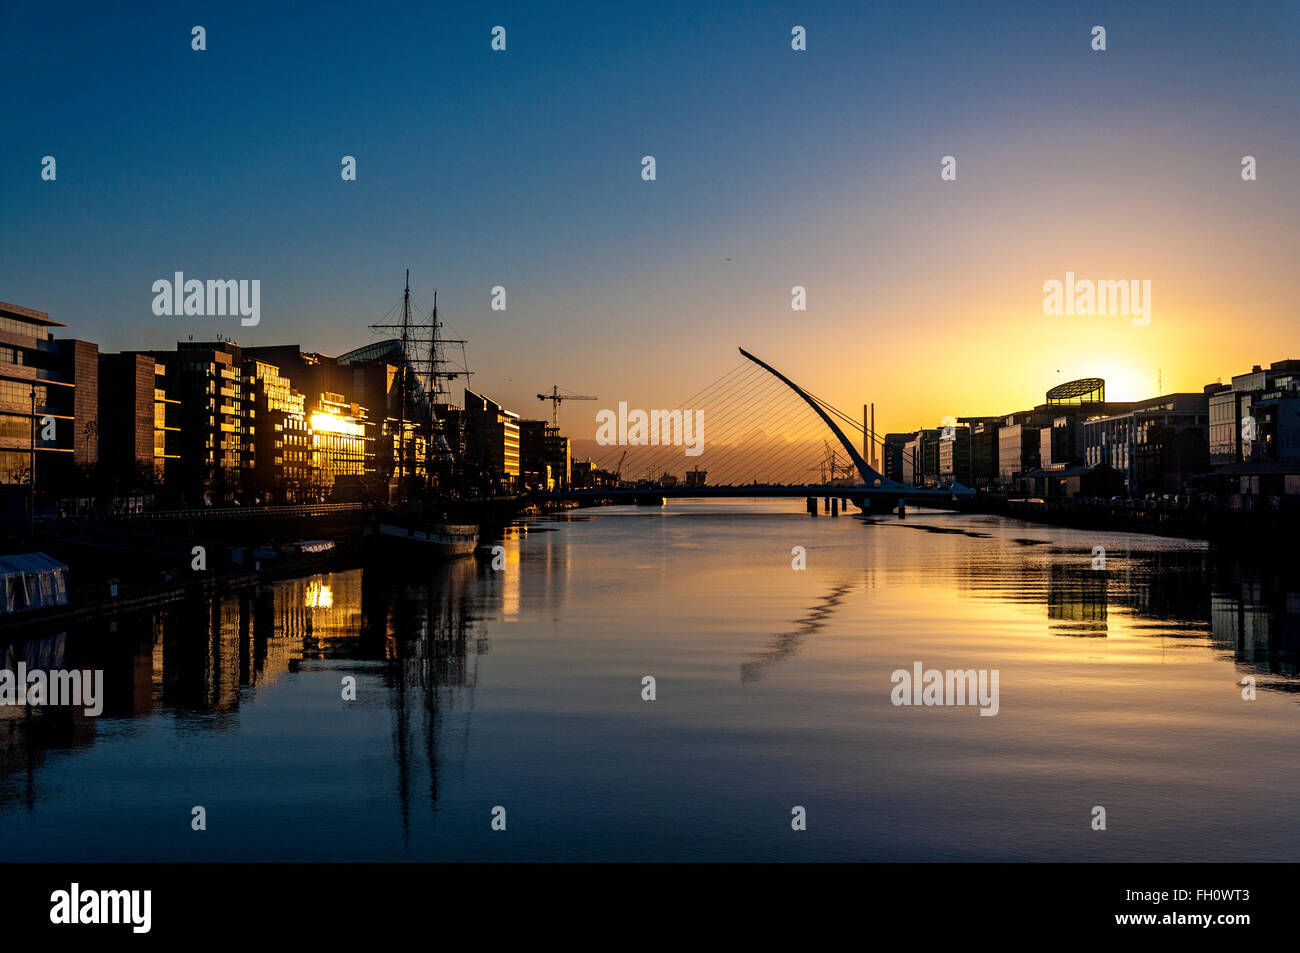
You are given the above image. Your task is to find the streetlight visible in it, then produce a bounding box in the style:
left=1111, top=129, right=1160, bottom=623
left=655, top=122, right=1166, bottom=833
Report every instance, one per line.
left=29, top=384, right=36, bottom=539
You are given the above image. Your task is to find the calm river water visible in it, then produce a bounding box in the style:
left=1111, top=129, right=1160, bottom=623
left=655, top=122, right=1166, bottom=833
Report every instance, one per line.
left=3, top=500, right=1298, bottom=861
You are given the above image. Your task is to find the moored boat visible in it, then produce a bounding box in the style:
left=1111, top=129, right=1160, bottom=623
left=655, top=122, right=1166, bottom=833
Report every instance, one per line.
left=371, top=522, right=479, bottom=558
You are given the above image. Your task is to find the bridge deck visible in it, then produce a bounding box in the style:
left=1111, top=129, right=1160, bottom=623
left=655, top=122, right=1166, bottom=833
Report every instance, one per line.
left=534, top=484, right=966, bottom=503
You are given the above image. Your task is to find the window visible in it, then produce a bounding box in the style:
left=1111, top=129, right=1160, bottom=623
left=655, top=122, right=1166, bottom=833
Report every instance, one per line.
left=0, top=317, right=50, bottom=340
left=0, top=380, right=49, bottom=406
left=0, top=414, right=31, bottom=440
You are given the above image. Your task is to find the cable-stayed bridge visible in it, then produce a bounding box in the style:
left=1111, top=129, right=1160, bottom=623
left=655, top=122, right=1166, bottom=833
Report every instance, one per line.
left=533, top=347, right=973, bottom=513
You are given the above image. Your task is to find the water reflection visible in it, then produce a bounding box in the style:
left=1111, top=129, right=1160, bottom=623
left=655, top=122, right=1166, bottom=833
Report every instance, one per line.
left=358, top=559, right=488, bottom=840
left=1046, top=565, right=1108, bottom=635
left=730, top=532, right=1300, bottom=692
left=1, top=558, right=491, bottom=817
left=1209, top=562, right=1300, bottom=686
left=5, top=514, right=1300, bottom=833
left=742, top=582, right=854, bottom=682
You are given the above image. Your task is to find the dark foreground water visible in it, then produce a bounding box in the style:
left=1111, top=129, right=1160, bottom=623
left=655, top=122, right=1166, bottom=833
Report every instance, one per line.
left=3, top=500, right=1299, bottom=861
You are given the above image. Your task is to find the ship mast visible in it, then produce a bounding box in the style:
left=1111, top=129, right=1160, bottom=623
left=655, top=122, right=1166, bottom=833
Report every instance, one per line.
left=398, top=270, right=410, bottom=496
left=427, top=290, right=443, bottom=474
left=422, top=288, right=472, bottom=481
left=370, top=270, right=473, bottom=502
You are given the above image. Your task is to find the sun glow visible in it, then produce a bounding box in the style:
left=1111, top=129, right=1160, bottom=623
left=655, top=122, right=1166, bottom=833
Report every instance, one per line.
left=1087, top=364, right=1160, bottom=402
left=309, top=411, right=364, bottom=437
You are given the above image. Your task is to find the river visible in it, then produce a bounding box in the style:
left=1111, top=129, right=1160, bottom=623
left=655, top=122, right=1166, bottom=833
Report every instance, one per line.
left=3, top=499, right=1298, bottom=861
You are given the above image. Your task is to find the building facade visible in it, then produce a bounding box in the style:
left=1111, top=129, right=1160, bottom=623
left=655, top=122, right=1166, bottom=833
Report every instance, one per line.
left=937, top=425, right=972, bottom=485
left=1208, top=361, right=1300, bottom=467
left=99, top=352, right=180, bottom=485
left=1084, top=392, right=1210, bottom=493
left=464, top=388, right=520, bottom=492
left=968, top=419, right=1001, bottom=489
left=882, top=433, right=911, bottom=484
left=519, top=419, right=571, bottom=491
left=0, top=302, right=95, bottom=507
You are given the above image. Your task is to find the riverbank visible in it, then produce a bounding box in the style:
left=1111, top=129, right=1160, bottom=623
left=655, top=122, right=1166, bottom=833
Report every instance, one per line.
left=0, top=543, right=365, bottom=637
left=960, top=496, right=1292, bottom=552
left=0, top=492, right=577, bottom=634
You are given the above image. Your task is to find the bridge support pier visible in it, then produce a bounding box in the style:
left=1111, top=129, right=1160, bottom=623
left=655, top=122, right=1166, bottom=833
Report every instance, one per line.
left=831, top=498, right=839, bottom=516
left=897, top=498, right=907, bottom=519
left=806, top=496, right=817, bottom=517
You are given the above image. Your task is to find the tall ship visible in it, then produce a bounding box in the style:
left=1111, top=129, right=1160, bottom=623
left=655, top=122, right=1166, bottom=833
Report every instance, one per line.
left=352, top=272, right=486, bottom=558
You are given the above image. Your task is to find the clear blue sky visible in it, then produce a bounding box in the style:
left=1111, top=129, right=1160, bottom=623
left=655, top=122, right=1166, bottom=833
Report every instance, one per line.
left=3, top=0, right=1297, bottom=432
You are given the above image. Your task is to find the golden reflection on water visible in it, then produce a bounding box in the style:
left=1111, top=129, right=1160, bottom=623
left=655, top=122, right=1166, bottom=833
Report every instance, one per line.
left=304, top=581, right=333, bottom=609
left=5, top=500, right=1300, bottom=860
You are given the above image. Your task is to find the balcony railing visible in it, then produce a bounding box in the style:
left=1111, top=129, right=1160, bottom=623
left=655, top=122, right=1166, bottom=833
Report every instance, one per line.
left=118, top=501, right=369, bottom=521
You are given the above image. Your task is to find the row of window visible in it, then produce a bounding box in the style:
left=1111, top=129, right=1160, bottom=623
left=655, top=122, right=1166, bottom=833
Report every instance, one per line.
left=0, top=413, right=33, bottom=440
left=0, top=317, right=50, bottom=340
left=0, top=346, right=28, bottom=366
left=0, top=380, right=50, bottom=406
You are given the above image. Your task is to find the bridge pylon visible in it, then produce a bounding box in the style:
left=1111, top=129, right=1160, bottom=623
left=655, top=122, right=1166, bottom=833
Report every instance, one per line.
left=738, top=347, right=975, bottom=507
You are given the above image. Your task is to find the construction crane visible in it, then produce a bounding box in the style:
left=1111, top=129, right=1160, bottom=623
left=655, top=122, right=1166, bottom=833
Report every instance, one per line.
left=613, top=450, right=628, bottom=482
left=537, top=385, right=597, bottom=428
left=809, top=445, right=836, bottom=484
left=810, top=440, right=854, bottom=486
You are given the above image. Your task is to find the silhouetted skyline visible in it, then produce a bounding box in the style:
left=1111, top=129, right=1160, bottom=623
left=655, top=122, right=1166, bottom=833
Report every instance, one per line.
left=3, top=0, right=1298, bottom=440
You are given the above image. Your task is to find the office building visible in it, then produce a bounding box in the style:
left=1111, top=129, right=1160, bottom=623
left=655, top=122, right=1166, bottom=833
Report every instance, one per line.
left=967, top=418, right=1001, bottom=489
left=519, top=419, right=571, bottom=491
left=247, top=360, right=311, bottom=501
left=464, top=387, right=520, bottom=492
left=244, top=346, right=375, bottom=497
left=1208, top=360, right=1300, bottom=466
left=882, top=433, right=911, bottom=484
left=148, top=341, right=251, bottom=504
left=937, top=425, right=972, bottom=485
left=997, top=412, right=1055, bottom=486
left=1084, top=392, right=1210, bottom=493
left=0, top=301, right=96, bottom=503
left=99, top=352, right=181, bottom=484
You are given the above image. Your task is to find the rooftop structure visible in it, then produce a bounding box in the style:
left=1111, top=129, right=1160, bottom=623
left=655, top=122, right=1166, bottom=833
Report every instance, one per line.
left=1046, top=378, right=1106, bottom=405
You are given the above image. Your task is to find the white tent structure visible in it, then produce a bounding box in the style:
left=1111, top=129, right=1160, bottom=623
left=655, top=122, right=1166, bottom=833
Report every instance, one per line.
left=0, top=552, right=69, bottom=615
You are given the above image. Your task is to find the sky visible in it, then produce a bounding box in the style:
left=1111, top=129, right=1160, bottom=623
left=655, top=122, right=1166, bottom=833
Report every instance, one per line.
left=3, top=0, right=1298, bottom=446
